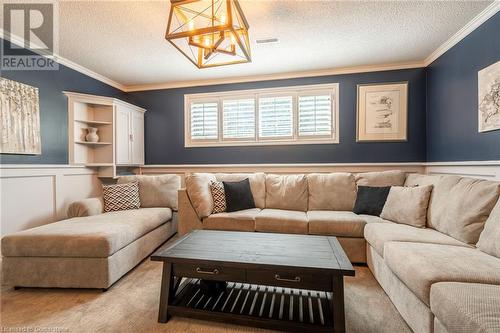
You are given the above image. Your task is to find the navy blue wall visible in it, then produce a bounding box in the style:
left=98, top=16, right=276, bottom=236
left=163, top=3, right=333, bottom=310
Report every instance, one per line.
left=129, top=68, right=427, bottom=164
left=426, top=13, right=500, bottom=162
left=0, top=38, right=128, bottom=164
left=3, top=12, right=497, bottom=165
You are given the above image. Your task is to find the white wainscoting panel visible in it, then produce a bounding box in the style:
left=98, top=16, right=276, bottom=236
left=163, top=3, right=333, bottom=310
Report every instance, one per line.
left=425, top=161, right=500, bottom=181
left=0, top=165, right=101, bottom=238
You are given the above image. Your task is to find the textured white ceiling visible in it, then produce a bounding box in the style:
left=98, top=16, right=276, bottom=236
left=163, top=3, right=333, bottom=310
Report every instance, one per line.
left=57, top=1, right=492, bottom=87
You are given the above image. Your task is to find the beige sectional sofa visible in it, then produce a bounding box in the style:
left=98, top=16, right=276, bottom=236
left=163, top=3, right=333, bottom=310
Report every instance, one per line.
left=179, top=170, right=500, bottom=333
left=1, top=174, right=180, bottom=290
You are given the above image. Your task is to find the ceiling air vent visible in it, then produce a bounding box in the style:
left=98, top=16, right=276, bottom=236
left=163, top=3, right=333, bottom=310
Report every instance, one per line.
left=256, top=38, right=279, bottom=44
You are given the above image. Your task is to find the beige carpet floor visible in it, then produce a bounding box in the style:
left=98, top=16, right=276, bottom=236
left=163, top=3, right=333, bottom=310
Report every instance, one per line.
left=1, top=238, right=411, bottom=333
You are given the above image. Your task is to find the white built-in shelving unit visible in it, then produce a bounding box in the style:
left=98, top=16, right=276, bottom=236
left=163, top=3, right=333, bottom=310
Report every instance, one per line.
left=65, top=91, right=146, bottom=178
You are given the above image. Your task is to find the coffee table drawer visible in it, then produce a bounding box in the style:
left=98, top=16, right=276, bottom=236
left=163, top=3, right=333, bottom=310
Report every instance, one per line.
left=246, top=269, right=331, bottom=291
left=173, top=264, right=245, bottom=282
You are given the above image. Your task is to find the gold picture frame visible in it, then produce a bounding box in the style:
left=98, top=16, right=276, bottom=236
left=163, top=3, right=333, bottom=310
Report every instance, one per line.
left=356, top=82, right=408, bottom=142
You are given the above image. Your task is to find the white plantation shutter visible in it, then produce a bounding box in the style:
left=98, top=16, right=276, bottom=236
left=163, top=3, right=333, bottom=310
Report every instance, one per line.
left=259, top=96, right=293, bottom=138
left=298, top=95, right=332, bottom=136
left=185, top=83, right=339, bottom=146
left=190, top=101, right=218, bottom=140
left=223, top=98, right=255, bottom=139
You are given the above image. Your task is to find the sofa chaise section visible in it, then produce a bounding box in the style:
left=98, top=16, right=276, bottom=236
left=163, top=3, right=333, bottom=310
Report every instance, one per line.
left=1, top=174, right=181, bottom=290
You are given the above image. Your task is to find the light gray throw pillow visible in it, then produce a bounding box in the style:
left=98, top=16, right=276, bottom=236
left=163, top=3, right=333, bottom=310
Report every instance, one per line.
left=380, top=185, right=433, bottom=228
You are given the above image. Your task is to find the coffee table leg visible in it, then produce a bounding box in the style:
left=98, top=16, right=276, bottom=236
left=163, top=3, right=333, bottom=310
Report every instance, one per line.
left=158, top=262, right=173, bottom=323
left=332, top=275, right=346, bottom=333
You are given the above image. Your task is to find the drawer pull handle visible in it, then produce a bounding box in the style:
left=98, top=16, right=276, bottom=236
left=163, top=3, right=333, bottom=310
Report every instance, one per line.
left=274, top=274, right=301, bottom=283
left=196, top=267, right=219, bottom=275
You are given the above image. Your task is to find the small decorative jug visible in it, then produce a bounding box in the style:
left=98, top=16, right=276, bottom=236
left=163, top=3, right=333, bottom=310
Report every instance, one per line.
left=85, top=127, right=99, bottom=142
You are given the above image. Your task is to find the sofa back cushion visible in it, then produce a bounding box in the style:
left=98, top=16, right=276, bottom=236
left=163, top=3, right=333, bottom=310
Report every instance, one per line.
left=118, top=174, right=181, bottom=210
left=415, top=175, right=500, bottom=244
left=215, top=173, right=266, bottom=209
left=265, top=174, right=308, bottom=211
left=355, top=170, right=406, bottom=187
left=307, top=173, right=357, bottom=211
left=477, top=198, right=500, bottom=258
left=185, top=173, right=216, bottom=218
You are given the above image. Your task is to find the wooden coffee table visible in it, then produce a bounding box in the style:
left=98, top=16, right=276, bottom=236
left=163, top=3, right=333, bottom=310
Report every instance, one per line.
left=151, top=230, right=355, bottom=332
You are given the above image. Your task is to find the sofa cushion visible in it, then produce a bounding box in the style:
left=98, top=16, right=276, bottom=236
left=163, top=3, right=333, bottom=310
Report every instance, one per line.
left=430, top=282, right=500, bottom=333
left=364, top=223, right=469, bottom=257
left=215, top=173, right=266, bottom=209
left=477, top=198, right=500, bottom=258
left=355, top=170, right=406, bottom=187
left=255, top=209, right=308, bottom=234
left=380, top=185, right=433, bottom=227
left=118, top=174, right=180, bottom=209
left=384, top=242, right=500, bottom=306
left=185, top=173, right=217, bottom=219
left=307, top=211, right=366, bottom=237
left=203, top=208, right=261, bottom=232
left=404, top=173, right=442, bottom=188
left=265, top=174, right=308, bottom=211
left=210, top=180, right=226, bottom=214
left=306, top=173, right=356, bottom=211
left=102, top=181, right=140, bottom=212
left=223, top=178, right=256, bottom=212
left=423, top=175, right=500, bottom=244
left=353, top=186, right=391, bottom=216
left=1, top=208, right=172, bottom=258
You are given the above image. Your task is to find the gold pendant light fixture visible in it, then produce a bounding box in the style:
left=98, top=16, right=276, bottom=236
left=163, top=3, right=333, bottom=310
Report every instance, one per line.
left=165, top=0, right=251, bottom=69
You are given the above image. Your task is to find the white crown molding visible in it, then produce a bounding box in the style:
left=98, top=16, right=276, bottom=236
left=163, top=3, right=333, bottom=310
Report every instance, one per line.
left=0, top=29, right=127, bottom=91
left=1, top=3, right=498, bottom=92
left=424, top=1, right=500, bottom=66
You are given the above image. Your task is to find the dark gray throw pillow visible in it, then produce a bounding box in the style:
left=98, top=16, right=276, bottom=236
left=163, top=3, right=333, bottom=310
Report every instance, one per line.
left=353, top=186, right=391, bottom=216
left=223, top=179, right=256, bottom=212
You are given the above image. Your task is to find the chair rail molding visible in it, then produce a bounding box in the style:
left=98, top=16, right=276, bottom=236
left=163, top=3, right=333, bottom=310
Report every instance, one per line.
left=0, top=164, right=102, bottom=238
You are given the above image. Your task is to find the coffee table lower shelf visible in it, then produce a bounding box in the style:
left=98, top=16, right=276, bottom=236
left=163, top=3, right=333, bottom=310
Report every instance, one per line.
left=168, top=278, right=334, bottom=333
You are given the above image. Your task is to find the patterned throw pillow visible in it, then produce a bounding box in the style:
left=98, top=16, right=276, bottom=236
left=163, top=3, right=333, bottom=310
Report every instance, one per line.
left=210, top=181, right=226, bottom=214
left=102, top=181, right=140, bottom=212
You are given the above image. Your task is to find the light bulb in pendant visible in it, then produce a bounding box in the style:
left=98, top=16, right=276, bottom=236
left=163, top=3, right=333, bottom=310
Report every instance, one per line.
left=220, top=14, right=226, bottom=25
left=188, top=21, right=194, bottom=31
left=204, top=36, right=211, bottom=48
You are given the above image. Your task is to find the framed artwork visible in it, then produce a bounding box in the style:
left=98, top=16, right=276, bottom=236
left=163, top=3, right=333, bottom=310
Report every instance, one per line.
left=357, top=82, right=408, bottom=142
left=478, top=60, right=500, bottom=133
left=0, top=78, right=41, bottom=154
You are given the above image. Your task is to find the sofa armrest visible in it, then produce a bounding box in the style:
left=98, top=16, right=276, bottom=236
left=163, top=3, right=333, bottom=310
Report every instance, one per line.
left=67, top=197, right=104, bottom=218
left=178, top=189, right=203, bottom=235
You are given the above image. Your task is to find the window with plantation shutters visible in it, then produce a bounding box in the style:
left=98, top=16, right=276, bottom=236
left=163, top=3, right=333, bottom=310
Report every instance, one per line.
left=259, top=96, right=293, bottom=138
left=223, top=98, right=255, bottom=139
left=184, top=83, right=339, bottom=147
left=190, top=101, right=218, bottom=140
left=298, top=94, right=332, bottom=137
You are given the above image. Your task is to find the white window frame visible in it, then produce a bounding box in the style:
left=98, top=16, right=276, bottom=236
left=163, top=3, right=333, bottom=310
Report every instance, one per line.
left=184, top=83, right=340, bottom=147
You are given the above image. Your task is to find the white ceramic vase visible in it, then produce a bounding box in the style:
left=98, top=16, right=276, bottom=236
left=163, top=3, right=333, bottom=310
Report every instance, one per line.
left=85, top=127, right=99, bottom=142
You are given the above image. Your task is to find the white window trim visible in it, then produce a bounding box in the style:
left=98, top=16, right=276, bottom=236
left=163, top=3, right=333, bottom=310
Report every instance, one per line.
left=184, top=83, right=340, bottom=147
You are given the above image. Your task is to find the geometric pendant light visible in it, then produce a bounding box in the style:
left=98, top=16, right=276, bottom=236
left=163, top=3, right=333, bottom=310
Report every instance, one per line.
left=165, top=0, right=251, bottom=68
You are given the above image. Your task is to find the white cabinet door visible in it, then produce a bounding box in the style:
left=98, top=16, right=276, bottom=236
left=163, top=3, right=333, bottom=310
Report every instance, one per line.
left=115, top=105, right=131, bottom=165
left=131, top=110, right=144, bottom=165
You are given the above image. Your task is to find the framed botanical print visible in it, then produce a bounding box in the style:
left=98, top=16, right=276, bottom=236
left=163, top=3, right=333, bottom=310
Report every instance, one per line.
left=356, top=82, right=408, bottom=142
left=478, top=60, right=500, bottom=133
